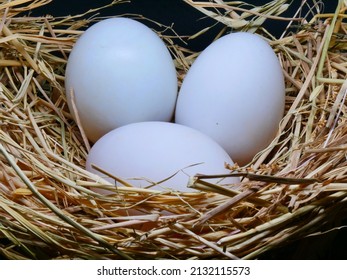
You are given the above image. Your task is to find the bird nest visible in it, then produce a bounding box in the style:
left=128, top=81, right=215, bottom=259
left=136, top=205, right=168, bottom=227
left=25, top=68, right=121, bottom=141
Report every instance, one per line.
left=0, top=0, right=347, bottom=259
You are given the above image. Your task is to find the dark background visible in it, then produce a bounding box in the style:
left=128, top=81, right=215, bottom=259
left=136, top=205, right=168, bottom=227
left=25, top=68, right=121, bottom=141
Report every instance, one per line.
left=29, top=0, right=339, bottom=51
left=29, top=0, right=346, bottom=259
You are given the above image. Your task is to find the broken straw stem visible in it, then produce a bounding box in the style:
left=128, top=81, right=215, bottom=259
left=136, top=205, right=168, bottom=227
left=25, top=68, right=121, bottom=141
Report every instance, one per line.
left=192, top=172, right=321, bottom=185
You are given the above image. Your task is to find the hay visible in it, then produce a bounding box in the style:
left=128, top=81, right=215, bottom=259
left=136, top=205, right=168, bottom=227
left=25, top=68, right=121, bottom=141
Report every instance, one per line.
left=0, top=0, right=347, bottom=259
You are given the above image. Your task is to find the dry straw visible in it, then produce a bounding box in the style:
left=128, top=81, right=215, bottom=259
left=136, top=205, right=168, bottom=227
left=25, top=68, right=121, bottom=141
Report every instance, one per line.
left=0, top=0, right=347, bottom=259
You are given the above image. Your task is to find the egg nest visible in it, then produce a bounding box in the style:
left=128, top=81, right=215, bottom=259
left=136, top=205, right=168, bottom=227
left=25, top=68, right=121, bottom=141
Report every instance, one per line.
left=0, top=0, right=347, bottom=260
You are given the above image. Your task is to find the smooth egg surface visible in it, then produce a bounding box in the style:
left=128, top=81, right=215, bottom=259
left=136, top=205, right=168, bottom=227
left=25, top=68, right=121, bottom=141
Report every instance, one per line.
left=86, top=122, right=239, bottom=193
left=65, top=18, right=178, bottom=143
left=175, top=32, right=285, bottom=165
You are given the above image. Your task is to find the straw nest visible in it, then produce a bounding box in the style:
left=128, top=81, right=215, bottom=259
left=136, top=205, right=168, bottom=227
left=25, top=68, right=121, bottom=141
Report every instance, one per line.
left=0, top=0, right=347, bottom=259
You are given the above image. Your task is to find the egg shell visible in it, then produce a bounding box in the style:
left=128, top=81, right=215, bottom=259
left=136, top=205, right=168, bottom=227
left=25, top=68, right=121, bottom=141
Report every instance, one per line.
left=86, top=121, right=239, bottom=193
left=65, top=18, right=178, bottom=143
left=175, top=32, right=285, bottom=165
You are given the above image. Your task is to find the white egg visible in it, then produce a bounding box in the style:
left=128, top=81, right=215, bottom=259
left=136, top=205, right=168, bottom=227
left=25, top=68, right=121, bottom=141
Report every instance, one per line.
left=65, top=18, right=178, bottom=143
left=175, top=32, right=285, bottom=165
left=86, top=122, right=239, bottom=193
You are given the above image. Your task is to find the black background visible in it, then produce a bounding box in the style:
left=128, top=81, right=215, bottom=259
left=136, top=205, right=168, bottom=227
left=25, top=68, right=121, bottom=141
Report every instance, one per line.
left=30, top=0, right=339, bottom=51
left=29, top=0, right=347, bottom=259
